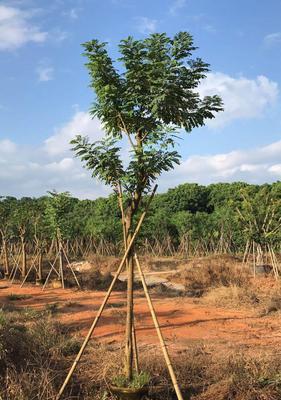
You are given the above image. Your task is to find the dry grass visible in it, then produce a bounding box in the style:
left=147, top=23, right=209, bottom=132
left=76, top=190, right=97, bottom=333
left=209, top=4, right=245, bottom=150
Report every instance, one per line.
left=77, top=342, right=281, bottom=400
left=1, top=304, right=281, bottom=399
left=203, top=285, right=260, bottom=308
left=181, top=255, right=250, bottom=297
left=64, top=267, right=127, bottom=291
left=179, top=255, right=281, bottom=313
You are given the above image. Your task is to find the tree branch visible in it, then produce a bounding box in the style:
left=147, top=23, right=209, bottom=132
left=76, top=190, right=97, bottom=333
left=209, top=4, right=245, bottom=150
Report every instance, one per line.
left=117, top=113, right=136, bottom=150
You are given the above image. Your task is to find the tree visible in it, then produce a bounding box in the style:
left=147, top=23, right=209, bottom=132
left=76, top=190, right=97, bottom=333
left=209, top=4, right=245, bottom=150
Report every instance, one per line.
left=11, top=197, right=35, bottom=278
left=0, top=197, right=16, bottom=277
left=44, top=191, right=77, bottom=287
left=71, top=32, right=223, bottom=381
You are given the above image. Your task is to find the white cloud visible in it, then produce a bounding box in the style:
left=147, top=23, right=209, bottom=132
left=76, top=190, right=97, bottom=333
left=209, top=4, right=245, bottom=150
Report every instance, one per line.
left=0, top=5, right=47, bottom=50
left=51, top=28, right=68, bottom=42
left=199, top=73, right=279, bottom=128
left=264, top=32, right=281, bottom=46
left=45, top=158, right=74, bottom=172
left=0, top=141, right=108, bottom=199
left=0, top=139, right=17, bottom=154
left=63, top=8, right=80, bottom=19
left=0, top=110, right=280, bottom=198
left=0, top=110, right=107, bottom=198
left=169, top=0, right=187, bottom=16
left=37, top=65, right=54, bottom=82
left=44, top=110, right=105, bottom=156
left=203, top=24, right=216, bottom=34
left=159, top=140, right=281, bottom=188
left=269, top=164, right=281, bottom=174
left=135, top=17, right=157, bottom=35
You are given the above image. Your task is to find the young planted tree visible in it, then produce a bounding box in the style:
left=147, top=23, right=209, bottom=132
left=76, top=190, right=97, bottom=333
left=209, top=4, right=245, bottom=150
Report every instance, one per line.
left=22, top=198, right=49, bottom=285
left=237, top=185, right=281, bottom=277
left=11, top=197, right=35, bottom=279
left=0, top=197, right=16, bottom=277
left=44, top=191, right=78, bottom=288
left=71, top=32, right=223, bottom=382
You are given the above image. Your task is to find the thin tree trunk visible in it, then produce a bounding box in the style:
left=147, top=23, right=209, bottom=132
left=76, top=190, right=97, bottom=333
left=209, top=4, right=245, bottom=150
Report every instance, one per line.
left=3, top=238, right=9, bottom=277
left=20, top=236, right=26, bottom=278
left=124, top=215, right=134, bottom=381
left=59, top=241, right=65, bottom=289
left=37, top=250, right=43, bottom=281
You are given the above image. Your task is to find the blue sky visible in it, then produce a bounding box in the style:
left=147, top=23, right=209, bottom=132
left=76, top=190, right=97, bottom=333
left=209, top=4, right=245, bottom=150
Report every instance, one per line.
left=0, top=0, right=280, bottom=198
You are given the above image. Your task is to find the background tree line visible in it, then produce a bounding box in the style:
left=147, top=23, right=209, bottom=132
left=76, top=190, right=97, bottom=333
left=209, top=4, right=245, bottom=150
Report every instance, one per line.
left=0, top=181, right=280, bottom=261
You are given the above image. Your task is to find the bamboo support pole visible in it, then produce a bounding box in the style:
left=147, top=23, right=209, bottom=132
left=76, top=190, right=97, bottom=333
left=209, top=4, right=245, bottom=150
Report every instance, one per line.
left=253, top=241, right=256, bottom=278
left=134, top=253, right=184, bottom=400
left=61, top=245, right=81, bottom=289
left=20, top=251, right=40, bottom=287
left=42, top=251, right=60, bottom=290
left=268, top=245, right=279, bottom=280
left=132, top=319, right=140, bottom=375
left=56, top=185, right=157, bottom=400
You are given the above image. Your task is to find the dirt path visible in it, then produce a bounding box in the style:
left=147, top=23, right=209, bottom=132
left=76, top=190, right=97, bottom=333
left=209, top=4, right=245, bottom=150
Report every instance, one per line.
left=0, top=282, right=280, bottom=352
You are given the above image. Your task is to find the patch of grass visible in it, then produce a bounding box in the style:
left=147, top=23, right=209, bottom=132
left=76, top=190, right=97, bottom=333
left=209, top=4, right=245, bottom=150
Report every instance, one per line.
left=150, top=283, right=183, bottom=298
left=261, top=289, right=281, bottom=315
left=69, top=268, right=126, bottom=291
left=64, top=301, right=84, bottom=308
left=7, top=293, right=32, bottom=301
left=45, top=302, right=60, bottom=314
left=1, top=303, right=18, bottom=312
left=111, top=371, right=150, bottom=389
left=108, top=302, right=125, bottom=309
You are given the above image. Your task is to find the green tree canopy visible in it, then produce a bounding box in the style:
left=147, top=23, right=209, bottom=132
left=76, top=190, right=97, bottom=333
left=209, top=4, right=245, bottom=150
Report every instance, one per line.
left=71, top=32, right=223, bottom=197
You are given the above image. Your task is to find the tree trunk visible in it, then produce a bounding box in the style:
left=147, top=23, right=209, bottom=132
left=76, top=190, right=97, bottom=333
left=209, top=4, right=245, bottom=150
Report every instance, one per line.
left=37, top=250, right=43, bottom=282
left=124, top=212, right=134, bottom=381
left=58, top=240, right=65, bottom=289
left=2, top=238, right=9, bottom=278
left=20, top=236, right=26, bottom=278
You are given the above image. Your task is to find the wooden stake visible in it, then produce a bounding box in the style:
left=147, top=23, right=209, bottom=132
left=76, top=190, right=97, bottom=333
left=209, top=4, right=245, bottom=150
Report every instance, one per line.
left=61, top=245, right=81, bottom=289
left=132, top=319, right=140, bottom=375
left=20, top=250, right=40, bottom=287
left=134, top=253, right=184, bottom=400
left=42, top=251, right=60, bottom=290
left=252, top=241, right=256, bottom=278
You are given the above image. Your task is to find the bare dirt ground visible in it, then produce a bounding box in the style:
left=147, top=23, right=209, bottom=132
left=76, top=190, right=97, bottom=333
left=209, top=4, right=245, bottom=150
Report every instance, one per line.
left=0, top=279, right=280, bottom=355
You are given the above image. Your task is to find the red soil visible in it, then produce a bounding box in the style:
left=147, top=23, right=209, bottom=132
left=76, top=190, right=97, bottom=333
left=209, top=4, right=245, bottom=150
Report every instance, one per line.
left=0, top=281, right=280, bottom=353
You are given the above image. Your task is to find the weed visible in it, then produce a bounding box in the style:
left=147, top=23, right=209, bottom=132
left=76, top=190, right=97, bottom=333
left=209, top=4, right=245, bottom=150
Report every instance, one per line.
left=45, top=302, right=60, bottom=314
left=7, top=294, right=32, bottom=301
left=111, top=371, right=150, bottom=389
left=64, top=301, right=84, bottom=308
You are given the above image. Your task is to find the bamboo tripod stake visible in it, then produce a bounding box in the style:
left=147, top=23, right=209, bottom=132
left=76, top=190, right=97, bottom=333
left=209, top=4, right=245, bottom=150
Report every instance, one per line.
left=42, top=240, right=81, bottom=290
left=57, top=250, right=184, bottom=400
left=134, top=254, right=184, bottom=400
left=56, top=185, right=157, bottom=399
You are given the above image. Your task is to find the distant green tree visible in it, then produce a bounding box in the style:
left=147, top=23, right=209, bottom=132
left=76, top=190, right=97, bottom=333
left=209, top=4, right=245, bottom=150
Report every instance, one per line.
left=237, top=185, right=281, bottom=248
left=44, top=191, right=76, bottom=241
left=163, top=183, right=211, bottom=214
